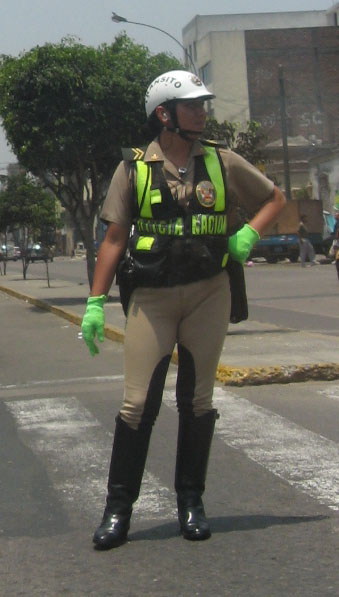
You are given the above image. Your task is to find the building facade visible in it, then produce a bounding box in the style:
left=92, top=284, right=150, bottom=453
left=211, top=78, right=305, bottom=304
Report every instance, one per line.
left=182, top=6, right=339, bottom=207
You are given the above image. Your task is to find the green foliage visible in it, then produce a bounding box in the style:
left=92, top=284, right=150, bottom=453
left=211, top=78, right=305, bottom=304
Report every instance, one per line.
left=0, top=173, right=59, bottom=282
left=0, top=34, right=181, bottom=285
left=0, top=173, right=58, bottom=235
left=203, top=118, right=267, bottom=165
left=0, top=34, right=181, bottom=180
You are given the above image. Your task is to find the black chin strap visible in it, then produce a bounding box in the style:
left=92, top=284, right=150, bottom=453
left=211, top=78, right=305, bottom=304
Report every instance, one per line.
left=165, top=103, right=203, bottom=140
left=165, top=125, right=203, bottom=140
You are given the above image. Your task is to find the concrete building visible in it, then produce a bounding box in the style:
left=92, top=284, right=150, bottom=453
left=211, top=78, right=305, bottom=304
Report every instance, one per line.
left=182, top=6, right=339, bottom=202
left=309, top=146, right=339, bottom=211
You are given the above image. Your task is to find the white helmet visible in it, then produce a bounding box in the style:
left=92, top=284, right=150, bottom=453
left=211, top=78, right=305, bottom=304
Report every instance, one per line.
left=145, top=70, right=215, bottom=118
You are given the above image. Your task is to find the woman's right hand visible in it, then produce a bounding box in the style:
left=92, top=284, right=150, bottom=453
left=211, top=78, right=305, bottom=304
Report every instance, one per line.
left=81, top=295, right=107, bottom=356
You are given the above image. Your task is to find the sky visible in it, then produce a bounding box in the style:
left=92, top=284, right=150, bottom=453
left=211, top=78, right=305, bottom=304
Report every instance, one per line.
left=0, top=0, right=335, bottom=168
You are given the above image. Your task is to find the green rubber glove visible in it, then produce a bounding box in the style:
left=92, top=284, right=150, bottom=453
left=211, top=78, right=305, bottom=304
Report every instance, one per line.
left=228, top=224, right=260, bottom=265
left=81, top=295, right=107, bottom=356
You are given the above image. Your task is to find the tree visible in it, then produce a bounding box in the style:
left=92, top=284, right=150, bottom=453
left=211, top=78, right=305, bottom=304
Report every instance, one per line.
left=203, top=118, right=267, bottom=166
left=202, top=118, right=269, bottom=231
left=0, top=173, right=59, bottom=283
left=0, top=35, right=181, bottom=287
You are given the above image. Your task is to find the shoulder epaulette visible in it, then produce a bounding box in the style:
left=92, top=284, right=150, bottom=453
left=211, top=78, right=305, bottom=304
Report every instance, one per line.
left=121, top=146, right=146, bottom=161
left=201, top=138, right=228, bottom=149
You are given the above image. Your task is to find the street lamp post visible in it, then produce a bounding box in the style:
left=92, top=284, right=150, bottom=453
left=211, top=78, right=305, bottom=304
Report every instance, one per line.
left=278, top=65, right=292, bottom=201
left=111, top=12, right=197, bottom=75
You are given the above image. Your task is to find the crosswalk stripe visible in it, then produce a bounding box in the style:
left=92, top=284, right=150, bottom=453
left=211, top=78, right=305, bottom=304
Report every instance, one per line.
left=5, top=397, right=176, bottom=520
left=212, top=387, right=339, bottom=511
left=0, top=375, right=124, bottom=391
left=5, top=386, right=339, bottom=519
left=162, top=387, right=339, bottom=511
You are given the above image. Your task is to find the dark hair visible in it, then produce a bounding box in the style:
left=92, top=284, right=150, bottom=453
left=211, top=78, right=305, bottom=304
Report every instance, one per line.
left=146, top=100, right=177, bottom=137
left=147, top=110, right=163, bottom=137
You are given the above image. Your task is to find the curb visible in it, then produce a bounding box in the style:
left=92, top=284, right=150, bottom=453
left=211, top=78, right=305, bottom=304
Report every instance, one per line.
left=0, top=285, right=126, bottom=344
left=215, top=362, right=339, bottom=386
left=1, top=284, right=339, bottom=387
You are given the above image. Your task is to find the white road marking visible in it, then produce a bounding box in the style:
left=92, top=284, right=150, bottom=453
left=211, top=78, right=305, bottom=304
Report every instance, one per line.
left=5, top=396, right=176, bottom=520
left=0, top=375, right=124, bottom=391
left=5, top=385, right=339, bottom=521
left=318, top=385, right=339, bottom=402
left=216, top=388, right=339, bottom=510
left=162, top=388, right=339, bottom=511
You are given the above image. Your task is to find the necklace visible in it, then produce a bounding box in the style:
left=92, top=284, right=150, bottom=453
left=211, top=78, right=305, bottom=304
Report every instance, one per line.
left=178, top=166, right=187, bottom=176
left=178, top=155, right=192, bottom=177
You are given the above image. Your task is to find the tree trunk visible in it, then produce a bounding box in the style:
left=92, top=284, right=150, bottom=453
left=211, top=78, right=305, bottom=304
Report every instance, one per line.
left=3, top=230, right=7, bottom=275
left=45, top=259, right=51, bottom=288
left=22, top=257, right=29, bottom=280
left=86, top=242, right=96, bottom=290
left=81, top=218, right=96, bottom=290
left=21, top=228, right=30, bottom=280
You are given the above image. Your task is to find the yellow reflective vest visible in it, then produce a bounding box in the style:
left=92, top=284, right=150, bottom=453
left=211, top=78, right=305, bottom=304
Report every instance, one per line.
left=125, top=143, right=230, bottom=286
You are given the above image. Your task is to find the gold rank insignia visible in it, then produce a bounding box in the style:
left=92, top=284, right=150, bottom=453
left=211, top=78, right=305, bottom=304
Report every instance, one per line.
left=121, top=147, right=146, bottom=161
left=196, top=181, right=216, bottom=208
left=131, top=147, right=144, bottom=160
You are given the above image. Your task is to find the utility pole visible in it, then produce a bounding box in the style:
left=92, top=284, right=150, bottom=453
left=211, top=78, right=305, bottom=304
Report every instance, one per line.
left=278, top=65, right=292, bottom=201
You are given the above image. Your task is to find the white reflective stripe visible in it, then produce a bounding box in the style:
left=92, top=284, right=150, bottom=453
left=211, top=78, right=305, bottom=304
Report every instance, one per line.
left=5, top=397, right=176, bottom=520
left=163, top=388, right=339, bottom=511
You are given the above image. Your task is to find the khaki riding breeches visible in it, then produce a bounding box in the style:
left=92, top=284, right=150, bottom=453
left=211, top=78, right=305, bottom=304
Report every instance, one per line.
left=120, top=271, right=231, bottom=429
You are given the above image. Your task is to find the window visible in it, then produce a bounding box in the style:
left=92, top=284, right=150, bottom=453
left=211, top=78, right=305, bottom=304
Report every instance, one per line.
left=206, top=100, right=214, bottom=118
left=199, top=62, right=212, bottom=86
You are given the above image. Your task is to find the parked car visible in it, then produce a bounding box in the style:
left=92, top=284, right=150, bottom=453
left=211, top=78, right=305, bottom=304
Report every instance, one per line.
left=0, top=244, right=18, bottom=260
left=13, top=246, right=22, bottom=260
left=26, top=244, right=53, bottom=262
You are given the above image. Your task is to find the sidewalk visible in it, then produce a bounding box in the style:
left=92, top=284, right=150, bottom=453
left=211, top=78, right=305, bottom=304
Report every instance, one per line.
left=1, top=271, right=338, bottom=386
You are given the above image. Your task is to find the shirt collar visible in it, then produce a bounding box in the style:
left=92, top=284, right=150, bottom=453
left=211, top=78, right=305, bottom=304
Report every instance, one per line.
left=143, top=138, right=206, bottom=163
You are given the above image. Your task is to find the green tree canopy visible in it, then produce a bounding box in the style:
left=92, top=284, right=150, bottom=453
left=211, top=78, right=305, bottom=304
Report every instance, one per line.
left=0, top=34, right=181, bottom=285
left=0, top=173, right=59, bottom=279
left=203, top=118, right=267, bottom=165
left=0, top=173, right=57, bottom=230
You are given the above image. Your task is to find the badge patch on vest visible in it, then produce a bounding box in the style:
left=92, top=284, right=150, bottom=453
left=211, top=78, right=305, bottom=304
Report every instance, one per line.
left=196, top=181, right=216, bottom=208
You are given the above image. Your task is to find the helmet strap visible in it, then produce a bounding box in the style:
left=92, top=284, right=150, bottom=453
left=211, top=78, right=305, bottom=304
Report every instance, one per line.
left=164, top=103, right=202, bottom=140
left=163, top=124, right=202, bottom=140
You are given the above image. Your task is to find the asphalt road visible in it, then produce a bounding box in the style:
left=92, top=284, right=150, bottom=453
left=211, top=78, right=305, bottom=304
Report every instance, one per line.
left=5, top=256, right=338, bottom=335
left=0, top=289, right=338, bottom=596
left=244, top=260, right=339, bottom=336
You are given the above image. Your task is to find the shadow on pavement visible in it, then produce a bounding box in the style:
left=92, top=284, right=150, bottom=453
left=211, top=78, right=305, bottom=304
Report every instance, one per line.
left=127, top=514, right=328, bottom=542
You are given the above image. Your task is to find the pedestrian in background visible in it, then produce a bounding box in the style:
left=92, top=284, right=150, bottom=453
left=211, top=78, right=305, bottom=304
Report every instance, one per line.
left=333, top=210, right=339, bottom=280
left=81, top=70, right=286, bottom=550
left=298, top=214, right=317, bottom=267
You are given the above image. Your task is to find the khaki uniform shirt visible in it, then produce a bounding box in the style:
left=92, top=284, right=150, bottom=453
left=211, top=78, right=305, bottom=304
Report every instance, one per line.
left=100, top=139, right=274, bottom=232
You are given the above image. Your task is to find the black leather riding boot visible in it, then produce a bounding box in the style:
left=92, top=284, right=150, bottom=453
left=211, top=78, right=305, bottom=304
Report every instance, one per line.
left=93, top=415, right=153, bottom=550
left=175, top=409, right=218, bottom=541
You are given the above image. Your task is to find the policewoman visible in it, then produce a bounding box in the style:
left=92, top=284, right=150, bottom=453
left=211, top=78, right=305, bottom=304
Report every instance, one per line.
left=81, top=70, right=286, bottom=550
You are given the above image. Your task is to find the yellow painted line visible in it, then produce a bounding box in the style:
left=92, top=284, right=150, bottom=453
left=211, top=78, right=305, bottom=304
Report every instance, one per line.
left=0, top=284, right=125, bottom=343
